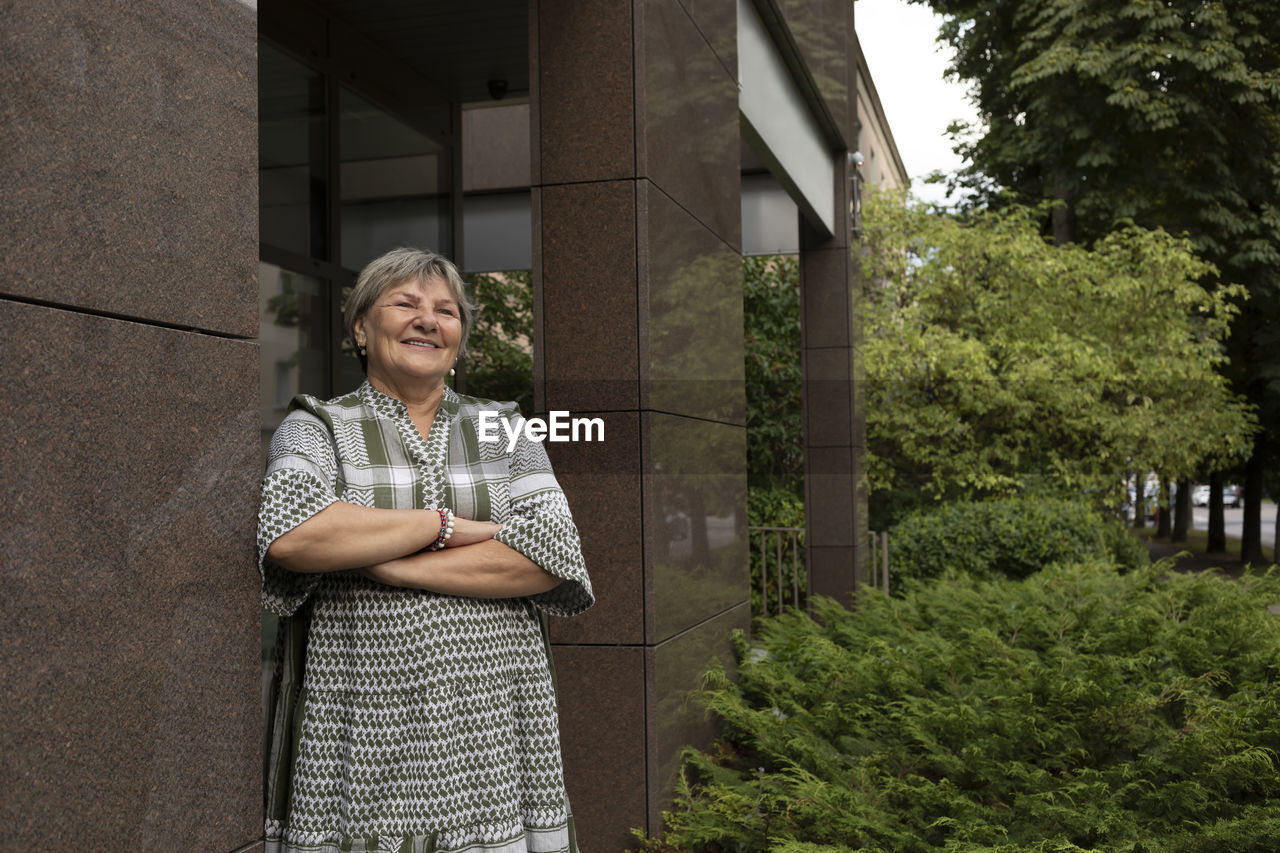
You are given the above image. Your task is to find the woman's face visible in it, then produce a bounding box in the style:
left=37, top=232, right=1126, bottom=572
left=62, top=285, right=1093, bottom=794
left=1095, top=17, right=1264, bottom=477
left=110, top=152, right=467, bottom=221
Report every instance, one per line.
left=354, top=275, right=462, bottom=390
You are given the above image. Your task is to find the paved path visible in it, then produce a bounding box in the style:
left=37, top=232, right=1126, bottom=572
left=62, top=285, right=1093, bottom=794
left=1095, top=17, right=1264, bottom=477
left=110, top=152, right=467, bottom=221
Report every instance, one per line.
left=1142, top=538, right=1280, bottom=616
left=1141, top=538, right=1252, bottom=576
left=1188, top=501, right=1277, bottom=542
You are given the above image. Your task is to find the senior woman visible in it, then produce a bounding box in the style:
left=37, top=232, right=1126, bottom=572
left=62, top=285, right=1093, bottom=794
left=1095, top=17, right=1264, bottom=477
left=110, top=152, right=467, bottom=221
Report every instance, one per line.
left=258, top=247, right=593, bottom=853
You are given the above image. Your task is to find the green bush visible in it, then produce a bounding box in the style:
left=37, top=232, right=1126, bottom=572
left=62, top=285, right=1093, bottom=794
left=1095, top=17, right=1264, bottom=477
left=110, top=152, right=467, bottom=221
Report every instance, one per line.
left=890, top=497, right=1146, bottom=591
left=637, top=562, right=1280, bottom=852
left=748, top=486, right=805, bottom=529
left=1100, top=516, right=1150, bottom=572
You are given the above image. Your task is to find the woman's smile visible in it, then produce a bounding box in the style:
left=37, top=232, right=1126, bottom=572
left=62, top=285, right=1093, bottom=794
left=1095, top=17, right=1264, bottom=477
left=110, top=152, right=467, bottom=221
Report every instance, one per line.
left=354, top=273, right=463, bottom=394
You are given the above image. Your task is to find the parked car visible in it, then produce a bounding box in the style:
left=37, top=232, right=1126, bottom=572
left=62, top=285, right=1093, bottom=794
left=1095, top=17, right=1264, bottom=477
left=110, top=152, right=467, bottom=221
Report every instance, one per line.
left=1223, top=485, right=1242, bottom=508
left=1191, top=485, right=1211, bottom=507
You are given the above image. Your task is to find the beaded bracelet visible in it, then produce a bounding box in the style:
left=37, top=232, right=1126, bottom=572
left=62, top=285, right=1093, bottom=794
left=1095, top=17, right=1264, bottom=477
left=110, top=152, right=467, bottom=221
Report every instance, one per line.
left=429, top=508, right=455, bottom=551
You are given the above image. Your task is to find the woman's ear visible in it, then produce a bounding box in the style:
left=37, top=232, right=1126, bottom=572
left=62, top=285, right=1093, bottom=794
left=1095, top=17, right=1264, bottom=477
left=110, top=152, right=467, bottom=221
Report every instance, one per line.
left=352, top=316, right=365, bottom=346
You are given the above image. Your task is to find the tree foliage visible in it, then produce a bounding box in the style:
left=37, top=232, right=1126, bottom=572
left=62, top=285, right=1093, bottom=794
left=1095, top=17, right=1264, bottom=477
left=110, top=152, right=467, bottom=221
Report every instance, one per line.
left=745, top=255, right=805, bottom=499
left=922, top=0, right=1280, bottom=255
left=890, top=496, right=1148, bottom=592
left=862, top=190, right=1253, bottom=522
left=638, top=562, right=1280, bottom=852
left=913, top=0, right=1280, bottom=558
left=462, top=270, right=534, bottom=415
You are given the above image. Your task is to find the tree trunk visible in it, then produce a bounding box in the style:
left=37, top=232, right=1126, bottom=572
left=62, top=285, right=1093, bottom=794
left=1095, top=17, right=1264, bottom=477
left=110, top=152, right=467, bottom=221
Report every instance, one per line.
left=1242, top=440, right=1266, bottom=564
left=1208, top=470, right=1226, bottom=553
left=1172, top=477, right=1191, bottom=543
left=1156, top=477, right=1172, bottom=538
left=1050, top=174, right=1077, bottom=245
left=1133, top=472, right=1146, bottom=529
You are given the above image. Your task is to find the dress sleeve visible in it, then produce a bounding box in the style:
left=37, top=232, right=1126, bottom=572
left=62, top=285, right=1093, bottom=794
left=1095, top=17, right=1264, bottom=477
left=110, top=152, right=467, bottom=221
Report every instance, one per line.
left=492, top=415, right=594, bottom=617
left=257, top=408, right=340, bottom=616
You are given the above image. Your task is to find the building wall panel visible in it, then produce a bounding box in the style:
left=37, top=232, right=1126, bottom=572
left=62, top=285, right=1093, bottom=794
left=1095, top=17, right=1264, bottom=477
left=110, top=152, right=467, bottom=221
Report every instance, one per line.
left=0, top=302, right=262, bottom=850
left=0, top=0, right=257, bottom=337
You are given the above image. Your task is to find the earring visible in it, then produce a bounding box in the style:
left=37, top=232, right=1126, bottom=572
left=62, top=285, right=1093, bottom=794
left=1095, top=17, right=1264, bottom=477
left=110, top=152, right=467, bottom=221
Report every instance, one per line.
left=449, top=367, right=455, bottom=377
left=358, top=341, right=367, bottom=356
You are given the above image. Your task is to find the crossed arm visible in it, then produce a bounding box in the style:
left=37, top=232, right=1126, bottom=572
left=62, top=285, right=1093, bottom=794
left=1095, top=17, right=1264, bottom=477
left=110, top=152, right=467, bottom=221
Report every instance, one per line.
left=264, top=501, right=561, bottom=598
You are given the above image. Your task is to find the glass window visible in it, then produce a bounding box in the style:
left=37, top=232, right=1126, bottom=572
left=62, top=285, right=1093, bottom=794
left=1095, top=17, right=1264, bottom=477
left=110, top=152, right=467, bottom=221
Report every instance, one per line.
left=258, top=262, right=329, bottom=464
left=462, top=191, right=532, bottom=273
left=340, top=87, right=451, bottom=270
left=259, top=44, right=328, bottom=258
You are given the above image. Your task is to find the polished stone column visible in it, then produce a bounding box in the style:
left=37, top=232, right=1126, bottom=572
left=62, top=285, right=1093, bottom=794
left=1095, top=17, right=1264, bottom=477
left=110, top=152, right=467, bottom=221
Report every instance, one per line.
left=791, top=0, right=869, bottom=603
left=799, top=154, right=870, bottom=604
left=530, top=0, right=749, bottom=847
left=0, top=1, right=262, bottom=850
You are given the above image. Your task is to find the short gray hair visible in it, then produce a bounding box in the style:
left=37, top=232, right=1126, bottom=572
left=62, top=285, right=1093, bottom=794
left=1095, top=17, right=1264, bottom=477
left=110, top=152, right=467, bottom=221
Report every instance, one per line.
left=344, top=248, right=476, bottom=373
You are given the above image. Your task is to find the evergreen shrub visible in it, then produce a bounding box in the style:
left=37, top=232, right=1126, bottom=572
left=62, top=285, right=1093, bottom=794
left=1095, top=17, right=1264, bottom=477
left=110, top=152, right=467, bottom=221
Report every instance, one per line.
left=637, top=562, right=1280, bottom=852
left=890, top=497, right=1146, bottom=591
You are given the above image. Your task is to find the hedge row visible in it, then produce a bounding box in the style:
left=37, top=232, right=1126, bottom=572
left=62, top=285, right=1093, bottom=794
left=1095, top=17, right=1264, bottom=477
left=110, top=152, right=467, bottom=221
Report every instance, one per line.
left=639, top=561, right=1280, bottom=852
left=888, top=497, right=1148, bottom=591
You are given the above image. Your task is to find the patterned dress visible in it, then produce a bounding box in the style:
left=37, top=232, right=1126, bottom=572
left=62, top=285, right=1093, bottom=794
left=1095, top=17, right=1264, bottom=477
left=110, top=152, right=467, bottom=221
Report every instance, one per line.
left=258, top=381, right=593, bottom=853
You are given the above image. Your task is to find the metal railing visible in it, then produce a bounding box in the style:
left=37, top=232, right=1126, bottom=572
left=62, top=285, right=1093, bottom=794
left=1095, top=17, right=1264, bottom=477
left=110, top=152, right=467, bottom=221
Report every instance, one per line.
left=749, top=525, right=806, bottom=618
left=869, top=530, right=890, bottom=595
left=749, top=527, right=892, bottom=620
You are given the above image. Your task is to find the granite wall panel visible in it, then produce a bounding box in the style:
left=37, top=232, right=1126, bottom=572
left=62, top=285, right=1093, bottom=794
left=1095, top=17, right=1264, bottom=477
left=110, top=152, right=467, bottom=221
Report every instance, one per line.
left=539, top=180, right=640, bottom=414
left=638, top=183, right=745, bottom=424
left=0, top=0, right=257, bottom=338
left=778, top=0, right=856, bottom=145
left=807, top=544, right=859, bottom=606
left=553, top=645, right=648, bottom=853
left=645, top=602, right=751, bottom=832
left=645, top=413, right=748, bottom=643
left=671, top=0, right=738, bottom=81
left=546, top=412, right=645, bottom=646
left=0, top=300, right=261, bottom=850
left=639, top=0, right=741, bottom=248
left=802, top=347, right=854, bottom=449
left=534, top=0, right=635, bottom=185
left=799, top=245, right=855, bottom=349
left=805, top=447, right=855, bottom=549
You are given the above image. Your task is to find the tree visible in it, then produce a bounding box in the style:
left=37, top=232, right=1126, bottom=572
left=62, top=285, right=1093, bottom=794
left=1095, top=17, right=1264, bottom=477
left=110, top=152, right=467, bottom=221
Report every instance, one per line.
left=925, top=0, right=1280, bottom=249
left=744, top=255, right=804, bottom=499
left=461, top=270, right=534, bottom=415
left=917, top=0, right=1280, bottom=559
left=861, top=189, right=1254, bottom=524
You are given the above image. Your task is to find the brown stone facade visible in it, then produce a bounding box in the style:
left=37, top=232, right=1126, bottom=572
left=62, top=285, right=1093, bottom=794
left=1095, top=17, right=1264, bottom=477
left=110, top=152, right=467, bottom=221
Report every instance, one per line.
left=1, top=0, right=262, bottom=850
left=2, top=1, right=865, bottom=850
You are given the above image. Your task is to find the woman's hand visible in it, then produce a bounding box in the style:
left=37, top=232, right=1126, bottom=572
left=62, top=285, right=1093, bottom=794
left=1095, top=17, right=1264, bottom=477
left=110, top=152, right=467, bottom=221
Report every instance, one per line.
left=446, top=518, right=501, bottom=548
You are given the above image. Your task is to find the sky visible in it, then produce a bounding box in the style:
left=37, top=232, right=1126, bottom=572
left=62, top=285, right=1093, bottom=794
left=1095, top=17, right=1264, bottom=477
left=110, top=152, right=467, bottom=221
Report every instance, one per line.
left=854, top=0, right=981, bottom=206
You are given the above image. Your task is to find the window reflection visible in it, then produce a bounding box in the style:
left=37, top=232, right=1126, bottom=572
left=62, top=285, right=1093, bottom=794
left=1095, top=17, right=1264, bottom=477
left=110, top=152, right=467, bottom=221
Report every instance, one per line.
left=258, top=262, right=328, bottom=464
left=340, top=87, right=450, bottom=269
left=259, top=44, right=327, bottom=259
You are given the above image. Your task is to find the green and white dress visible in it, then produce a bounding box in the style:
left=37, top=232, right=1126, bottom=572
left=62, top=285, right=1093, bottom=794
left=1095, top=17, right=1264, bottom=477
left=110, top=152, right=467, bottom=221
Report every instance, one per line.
left=258, top=381, right=593, bottom=853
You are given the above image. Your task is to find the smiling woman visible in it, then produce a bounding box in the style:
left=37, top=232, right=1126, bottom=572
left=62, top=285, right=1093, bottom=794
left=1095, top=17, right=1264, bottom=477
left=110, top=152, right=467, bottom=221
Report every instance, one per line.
left=354, top=275, right=463, bottom=406
left=257, top=247, right=594, bottom=853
